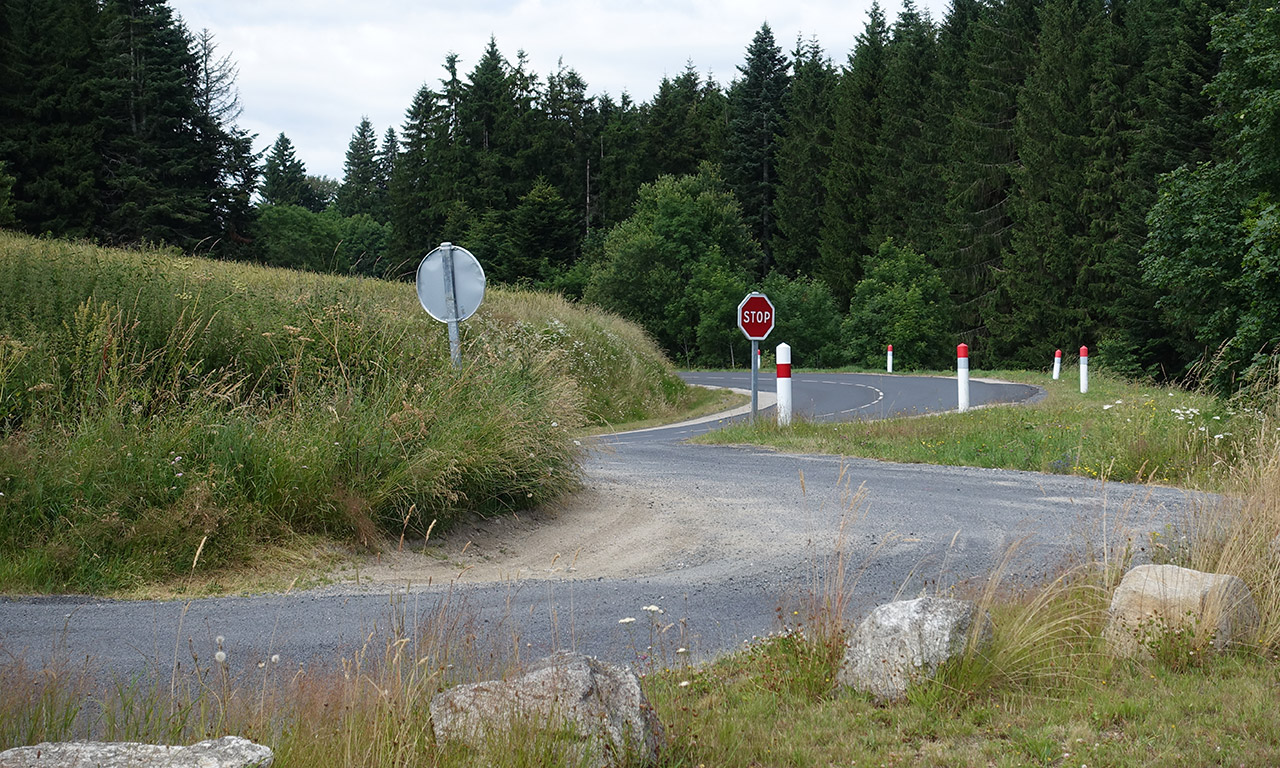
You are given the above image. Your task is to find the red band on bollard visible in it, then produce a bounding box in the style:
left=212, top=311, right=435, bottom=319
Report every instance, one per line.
left=888, top=344, right=893, bottom=352
left=1080, top=346, right=1089, bottom=358
left=958, top=343, right=969, bottom=359
left=777, top=363, right=792, bottom=378
left=1056, top=349, right=1063, bottom=358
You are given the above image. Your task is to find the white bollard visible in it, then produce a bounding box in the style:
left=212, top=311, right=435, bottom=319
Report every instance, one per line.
left=1079, top=346, right=1089, bottom=394
left=777, top=343, right=792, bottom=426
left=1052, top=349, right=1062, bottom=380
left=957, top=343, right=970, bottom=412
left=887, top=344, right=894, bottom=373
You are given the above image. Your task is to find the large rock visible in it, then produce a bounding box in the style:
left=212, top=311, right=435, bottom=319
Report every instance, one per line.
left=1105, top=563, right=1259, bottom=657
left=0, top=736, right=271, bottom=768
left=837, top=597, right=993, bottom=703
left=429, top=652, right=664, bottom=768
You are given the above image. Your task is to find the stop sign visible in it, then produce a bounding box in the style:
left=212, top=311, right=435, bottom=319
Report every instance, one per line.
left=737, top=292, right=775, bottom=341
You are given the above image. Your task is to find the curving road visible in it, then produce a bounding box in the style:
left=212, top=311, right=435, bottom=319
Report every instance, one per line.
left=0, top=373, right=1198, bottom=683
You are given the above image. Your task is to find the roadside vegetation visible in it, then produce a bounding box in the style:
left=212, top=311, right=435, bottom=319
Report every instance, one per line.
left=5, top=437, right=1280, bottom=766
left=699, top=369, right=1259, bottom=492
left=0, top=231, right=696, bottom=594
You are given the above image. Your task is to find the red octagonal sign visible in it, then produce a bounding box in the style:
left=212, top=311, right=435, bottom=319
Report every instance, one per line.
left=737, top=292, right=776, bottom=341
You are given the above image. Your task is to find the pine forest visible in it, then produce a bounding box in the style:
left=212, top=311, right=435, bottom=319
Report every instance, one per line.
left=2, top=0, right=1278, bottom=387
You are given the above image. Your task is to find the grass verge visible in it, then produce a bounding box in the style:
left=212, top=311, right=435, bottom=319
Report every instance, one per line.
left=696, top=370, right=1256, bottom=491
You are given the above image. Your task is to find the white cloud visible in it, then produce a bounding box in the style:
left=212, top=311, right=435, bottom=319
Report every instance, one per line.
left=169, top=0, right=946, bottom=179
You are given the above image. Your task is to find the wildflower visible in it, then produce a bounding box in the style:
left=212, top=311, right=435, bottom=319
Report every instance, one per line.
left=215, top=650, right=226, bottom=664
left=271, top=654, right=280, bottom=664
left=551, top=422, right=558, bottom=428
left=642, top=605, right=664, bottom=614
left=618, top=617, right=636, bottom=624
left=676, top=647, right=688, bottom=655
left=679, top=680, right=691, bottom=687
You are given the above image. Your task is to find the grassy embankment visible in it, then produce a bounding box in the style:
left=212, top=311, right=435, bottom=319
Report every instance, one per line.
left=700, top=369, right=1253, bottom=491
left=0, top=231, right=715, bottom=595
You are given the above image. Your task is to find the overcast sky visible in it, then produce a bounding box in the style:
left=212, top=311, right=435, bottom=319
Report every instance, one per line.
left=167, top=1, right=948, bottom=181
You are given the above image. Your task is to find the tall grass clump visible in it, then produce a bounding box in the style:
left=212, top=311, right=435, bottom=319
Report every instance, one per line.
left=0, top=232, right=693, bottom=593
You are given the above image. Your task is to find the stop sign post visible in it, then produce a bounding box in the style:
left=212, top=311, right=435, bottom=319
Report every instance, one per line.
left=738, top=292, right=776, bottom=421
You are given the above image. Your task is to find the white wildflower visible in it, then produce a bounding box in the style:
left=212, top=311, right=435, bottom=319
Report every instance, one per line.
left=642, top=605, right=664, bottom=614
left=215, top=650, right=226, bottom=664
left=271, top=654, right=280, bottom=664
left=679, top=680, right=690, bottom=687
left=618, top=617, right=636, bottom=624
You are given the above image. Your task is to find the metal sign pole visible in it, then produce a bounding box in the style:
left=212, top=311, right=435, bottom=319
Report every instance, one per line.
left=750, top=339, right=759, bottom=422
left=441, top=244, right=462, bottom=369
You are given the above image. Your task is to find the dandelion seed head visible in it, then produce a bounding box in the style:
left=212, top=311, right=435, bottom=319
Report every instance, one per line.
left=271, top=654, right=280, bottom=664
left=215, top=650, right=226, bottom=664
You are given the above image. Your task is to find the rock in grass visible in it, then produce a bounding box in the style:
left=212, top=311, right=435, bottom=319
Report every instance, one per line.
left=1104, top=563, right=1259, bottom=658
left=430, top=652, right=665, bottom=768
left=837, top=597, right=993, bottom=703
left=0, top=736, right=271, bottom=768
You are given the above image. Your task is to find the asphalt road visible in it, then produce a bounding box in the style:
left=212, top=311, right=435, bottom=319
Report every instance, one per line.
left=0, top=374, right=1199, bottom=685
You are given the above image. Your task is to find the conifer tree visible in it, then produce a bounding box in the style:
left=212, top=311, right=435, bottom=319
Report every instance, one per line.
left=644, top=64, right=726, bottom=179
left=818, top=3, right=889, bottom=308
left=584, top=92, right=645, bottom=231
left=96, top=0, right=209, bottom=246
left=942, top=0, right=1040, bottom=340
left=261, top=133, right=315, bottom=209
left=772, top=37, right=836, bottom=277
left=990, top=0, right=1104, bottom=364
left=0, top=0, right=103, bottom=238
left=725, top=23, right=791, bottom=273
left=867, top=1, right=940, bottom=254
left=337, top=117, right=380, bottom=218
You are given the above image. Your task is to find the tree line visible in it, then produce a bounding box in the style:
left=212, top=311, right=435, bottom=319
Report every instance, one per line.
left=1, top=0, right=1276, bottom=385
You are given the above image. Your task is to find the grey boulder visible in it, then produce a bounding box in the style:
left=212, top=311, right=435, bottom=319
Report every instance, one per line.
left=0, top=736, right=271, bottom=768
left=838, top=597, right=993, bottom=703
left=429, top=651, right=665, bottom=767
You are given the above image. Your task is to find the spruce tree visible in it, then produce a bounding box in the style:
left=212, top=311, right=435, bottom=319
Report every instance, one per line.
left=991, top=0, right=1104, bottom=364
left=643, top=64, right=726, bottom=180
left=388, top=86, right=439, bottom=277
left=96, top=0, right=209, bottom=246
left=0, top=0, right=104, bottom=238
left=772, top=37, right=836, bottom=277
left=942, top=0, right=1040, bottom=341
left=725, top=22, right=791, bottom=273
left=261, top=133, right=313, bottom=208
left=190, top=27, right=257, bottom=254
left=337, top=117, right=380, bottom=218
left=584, top=92, right=645, bottom=231
left=818, top=3, right=889, bottom=308
left=867, top=1, right=940, bottom=255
